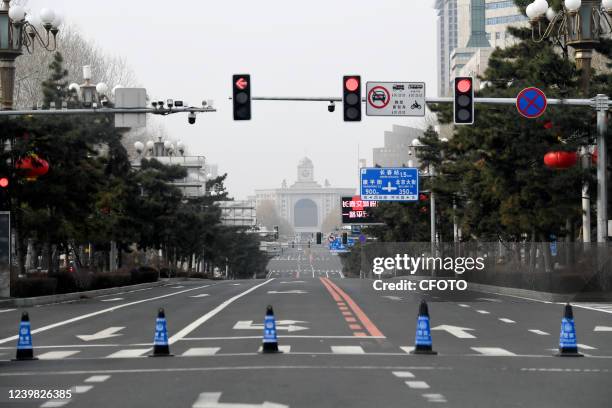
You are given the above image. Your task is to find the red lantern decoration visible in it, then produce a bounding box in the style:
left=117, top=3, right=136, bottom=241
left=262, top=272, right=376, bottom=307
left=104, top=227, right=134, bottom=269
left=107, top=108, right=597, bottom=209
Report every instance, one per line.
left=592, top=148, right=598, bottom=165
left=543, top=151, right=578, bottom=169
left=16, top=154, right=50, bottom=181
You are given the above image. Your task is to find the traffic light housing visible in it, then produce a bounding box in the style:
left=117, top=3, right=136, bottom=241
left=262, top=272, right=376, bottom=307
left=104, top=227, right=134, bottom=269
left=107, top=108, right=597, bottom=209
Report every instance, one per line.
left=343, top=75, right=361, bottom=122
left=342, top=232, right=348, bottom=245
left=232, top=74, right=251, bottom=120
left=273, top=225, right=279, bottom=240
left=316, top=232, right=322, bottom=245
left=454, top=77, right=474, bottom=125
left=0, top=177, right=8, bottom=189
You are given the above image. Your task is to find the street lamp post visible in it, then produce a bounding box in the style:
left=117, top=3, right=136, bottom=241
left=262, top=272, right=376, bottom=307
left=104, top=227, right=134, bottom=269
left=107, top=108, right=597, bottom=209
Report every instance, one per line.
left=0, top=0, right=62, bottom=110
left=527, top=0, right=612, bottom=242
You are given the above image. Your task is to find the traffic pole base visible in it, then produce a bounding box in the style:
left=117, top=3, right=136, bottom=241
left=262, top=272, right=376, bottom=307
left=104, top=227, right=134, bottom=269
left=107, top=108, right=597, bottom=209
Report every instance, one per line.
left=555, top=348, right=584, bottom=357
left=410, top=346, right=438, bottom=355
left=261, top=342, right=282, bottom=354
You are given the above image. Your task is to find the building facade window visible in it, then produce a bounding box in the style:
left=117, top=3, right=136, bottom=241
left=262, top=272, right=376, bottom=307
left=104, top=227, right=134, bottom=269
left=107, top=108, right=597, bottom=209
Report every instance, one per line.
left=485, top=0, right=515, bottom=10
left=486, top=15, right=527, bottom=25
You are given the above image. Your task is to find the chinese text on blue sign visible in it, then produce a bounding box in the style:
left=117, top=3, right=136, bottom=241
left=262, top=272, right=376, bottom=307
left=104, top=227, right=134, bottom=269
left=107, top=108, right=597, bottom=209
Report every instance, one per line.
left=360, top=168, right=419, bottom=201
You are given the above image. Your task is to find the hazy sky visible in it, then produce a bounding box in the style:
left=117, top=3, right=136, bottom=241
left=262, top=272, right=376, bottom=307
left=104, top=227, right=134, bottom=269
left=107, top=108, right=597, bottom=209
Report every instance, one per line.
left=25, top=0, right=438, bottom=199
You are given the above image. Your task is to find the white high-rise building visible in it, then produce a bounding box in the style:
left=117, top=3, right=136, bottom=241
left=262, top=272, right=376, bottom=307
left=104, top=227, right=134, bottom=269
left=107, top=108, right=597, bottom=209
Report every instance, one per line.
left=435, top=0, right=459, bottom=97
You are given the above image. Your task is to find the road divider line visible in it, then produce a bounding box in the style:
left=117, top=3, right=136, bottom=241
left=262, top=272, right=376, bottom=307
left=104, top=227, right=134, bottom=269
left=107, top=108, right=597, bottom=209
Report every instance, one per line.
left=321, top=278, right=384, bottom=338
left=528, top=329, right=550, bottom=335
left=84, top=375, right=110, bottom=383
left=0, top=284, right=213, bottom=345
left=499, top=318, right=515, bottom=323
left=405, top=381, right=430, bottom=389
left=168, top=279, right=274, bottom=345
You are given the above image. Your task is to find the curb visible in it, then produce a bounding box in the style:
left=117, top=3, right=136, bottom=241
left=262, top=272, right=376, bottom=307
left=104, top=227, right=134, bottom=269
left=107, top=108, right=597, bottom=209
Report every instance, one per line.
left=0, top=279, right=187, bottom=308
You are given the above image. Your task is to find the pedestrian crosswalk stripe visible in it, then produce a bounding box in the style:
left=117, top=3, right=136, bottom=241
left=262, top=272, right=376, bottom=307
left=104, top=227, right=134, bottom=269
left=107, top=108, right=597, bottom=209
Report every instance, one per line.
left=182, top=347, right=220, bottom=356
left=499, top=318, right=515, bottom=323
left=422, top=393, right=447, bottom=403
left=331, top=346, right=365, bottom=354
left=38, top=350, right=80, bottom=360
left=84, top=375, right=111, bottom=383
left=528, top=329, right=550, bottom=335
left=405, top=381, right=430, bottom=389
left=392, top=371, right=415, bottom=378
left=471, top=347, right=516, bottom=356
left=106, top=348, right=150, bottom=358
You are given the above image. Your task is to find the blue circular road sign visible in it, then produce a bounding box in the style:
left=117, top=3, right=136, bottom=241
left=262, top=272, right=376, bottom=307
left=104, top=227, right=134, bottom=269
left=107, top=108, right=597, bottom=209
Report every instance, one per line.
left=516, top=87, right=547, bottom=119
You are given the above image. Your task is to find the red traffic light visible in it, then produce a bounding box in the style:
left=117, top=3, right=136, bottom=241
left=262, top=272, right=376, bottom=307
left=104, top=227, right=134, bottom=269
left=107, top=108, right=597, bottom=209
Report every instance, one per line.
left=345, top=77, right=360, bottom=92
left=0, top=178, right=8, bottom=188
left=457, top=79, right=472, bottom=93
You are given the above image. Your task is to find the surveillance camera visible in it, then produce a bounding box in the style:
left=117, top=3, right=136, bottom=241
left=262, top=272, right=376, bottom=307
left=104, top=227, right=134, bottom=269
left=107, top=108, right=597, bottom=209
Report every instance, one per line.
left=100, top=97, right=109, bottom=107
left=328, top=101, right=335, bottom=113
left=167, top=99, right=174, bottom=109
left=158, top=100, right=165, bottom=108
left=188, top=112, right=196, bottom=125
left=174, top=100, right=184, bottom=107
left=151, top=101, right=158, bottom=109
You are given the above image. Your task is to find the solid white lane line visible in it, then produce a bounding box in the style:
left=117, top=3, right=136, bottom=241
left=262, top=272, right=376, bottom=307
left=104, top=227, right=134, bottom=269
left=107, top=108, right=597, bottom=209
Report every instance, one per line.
left=331, top=346, right=365, bottom=354
left=84, top=375, right=111, bottom=383
left=392, top=371, right=415, bottom=378
left=528, top=329, right=550, bottom=335
left=471, top=347, right=516, bottom=356
left=405, top=381, right=430, bottom=389
left=476, top=310, right=490, bottom=314
left=168, top=279, right=274, bottom=345
left=499, top=318, right=515, bottom=323
left=0, top=308, right=16, bottom=313
left=0, top=284, right=212, bottom=345
left=182, top=347, right=220, bottom=357
left=73, top=385, right=93, bottom=394
left=105, top=349, right=150, bottom=358
left=38, top=351, right=80, bottom=360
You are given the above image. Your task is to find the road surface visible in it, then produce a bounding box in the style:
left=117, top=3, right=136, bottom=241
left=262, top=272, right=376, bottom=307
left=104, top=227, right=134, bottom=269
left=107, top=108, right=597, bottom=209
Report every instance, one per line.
left=1, top=246, right=611, bottom=407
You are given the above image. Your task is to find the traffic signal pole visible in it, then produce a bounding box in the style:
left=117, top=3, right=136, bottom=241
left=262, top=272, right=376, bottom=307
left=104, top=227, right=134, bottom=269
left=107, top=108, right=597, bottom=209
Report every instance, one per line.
left=247, top=93, right=611, bottom=242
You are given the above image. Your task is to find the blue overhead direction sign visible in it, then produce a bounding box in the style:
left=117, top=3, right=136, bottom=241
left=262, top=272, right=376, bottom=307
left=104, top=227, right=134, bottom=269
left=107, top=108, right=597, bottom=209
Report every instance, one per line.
left=360, top=167, right=419, bottom=201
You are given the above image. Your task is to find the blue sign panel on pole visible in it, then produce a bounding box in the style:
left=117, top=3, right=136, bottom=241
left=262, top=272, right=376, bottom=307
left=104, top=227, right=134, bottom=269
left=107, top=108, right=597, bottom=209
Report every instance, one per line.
left=516, top=87, right=547, bottom=119
left=360, top=167, right=419, bottom=201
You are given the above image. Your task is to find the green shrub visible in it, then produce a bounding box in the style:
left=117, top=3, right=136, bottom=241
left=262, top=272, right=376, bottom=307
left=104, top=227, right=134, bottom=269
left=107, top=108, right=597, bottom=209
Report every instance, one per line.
left=14, top=278, right=58, bottom=297
left=130, top=266, right=158, bottom=284
left=90, top=273, right=131, bottom=290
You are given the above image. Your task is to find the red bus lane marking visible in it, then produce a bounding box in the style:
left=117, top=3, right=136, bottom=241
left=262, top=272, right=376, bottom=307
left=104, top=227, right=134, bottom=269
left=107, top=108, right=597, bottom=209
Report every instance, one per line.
left=320, top=277, right=385, bottom=338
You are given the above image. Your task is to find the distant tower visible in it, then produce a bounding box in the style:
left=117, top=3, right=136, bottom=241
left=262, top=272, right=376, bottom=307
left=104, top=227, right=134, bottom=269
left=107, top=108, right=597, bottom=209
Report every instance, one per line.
left=282, top=179, right=287, bottom=189
left=297, top=157, right=314, bottom=182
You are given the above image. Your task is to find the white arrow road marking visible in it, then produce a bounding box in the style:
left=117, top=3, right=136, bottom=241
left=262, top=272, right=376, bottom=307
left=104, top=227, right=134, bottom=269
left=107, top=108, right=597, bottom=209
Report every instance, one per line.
left=100, top=298, right=124, bottom=302
left=594, top=326, right=612, bottom=332
left=432, top=325, right=476, bottom=339
left=77, top=327, right=124, bottom=342
left=233, top=320, right=308, bottom=332
left=190, top=294, right=210, bottom=298
left=267, top=290, right=307, bottom=294
left=192, top=392, right=288, bottom=408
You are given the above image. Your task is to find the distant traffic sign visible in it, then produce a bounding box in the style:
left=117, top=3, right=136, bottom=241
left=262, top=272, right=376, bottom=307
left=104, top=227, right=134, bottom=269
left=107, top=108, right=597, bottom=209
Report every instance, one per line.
left=516, top=87, right=547, bottom=118
left=366, top=82, right=425, bottom=117
left=360, top=168, right=419, bottom=201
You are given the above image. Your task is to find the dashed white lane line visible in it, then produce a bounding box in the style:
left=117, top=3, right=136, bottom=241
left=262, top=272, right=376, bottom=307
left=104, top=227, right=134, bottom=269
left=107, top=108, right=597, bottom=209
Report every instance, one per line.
left=475, top=310, right=490, bottom=314
left=528, top=329, right=550, bottom=335
left=477, top=298, right=502, bottom=303
left=189, top=294, right=210, bottom=298
left=38, top=350, right=80, bottom=360
left=170, top=286, right=185, bottom=289
left=105, top=349, right=150, bottom=358
left=405, top=381, right=430, bottom=389
left=458, top=304, right=470, bottom=308
left=40, top=401, right=69, bottom=407
left=471, top=347, right=516, bottom=356
left=392, top=371, right=415, bottom=378
left=331, top=346, right=365, bottom=354
left=74, top=385, right=93, bottom=394
left=182, top=347, right=220, bottom=357
left=499, top=318, right=515, bottom=323
left=0, top=308, right=16, bottom=313
left=0, top=284, right=212, bottom=345
left=84, top=375, right=111, bottom=383
left=423, top=393, right=447, bottom=403
left=100, top=298, right=124, bottom=302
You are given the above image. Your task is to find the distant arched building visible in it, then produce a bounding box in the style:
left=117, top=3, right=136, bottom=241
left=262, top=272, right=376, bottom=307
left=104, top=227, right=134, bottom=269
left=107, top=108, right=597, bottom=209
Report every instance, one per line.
left=255, top=158, right=354, bottom=234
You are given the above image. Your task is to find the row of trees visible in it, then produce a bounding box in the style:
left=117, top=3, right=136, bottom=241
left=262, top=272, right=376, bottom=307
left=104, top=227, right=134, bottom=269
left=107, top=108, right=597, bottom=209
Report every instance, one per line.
left=366, top=2, right=612, bottom=245
left=1, top=52, right=269, bottom=292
